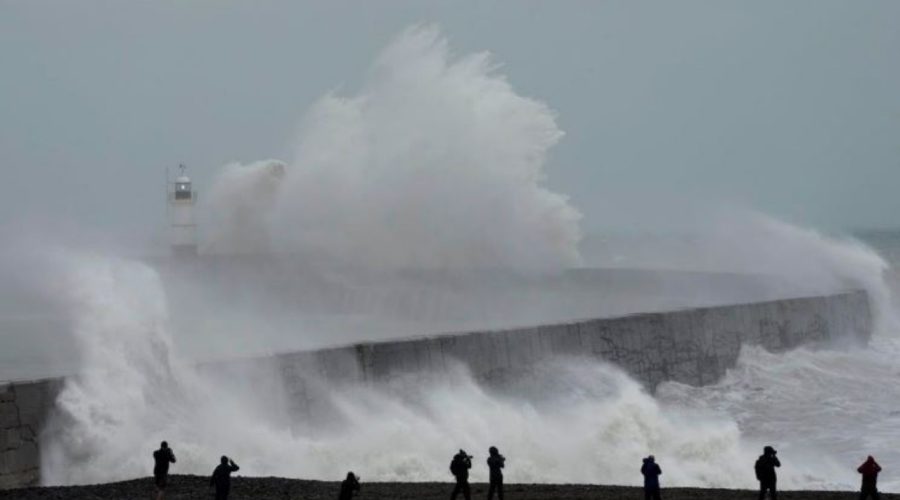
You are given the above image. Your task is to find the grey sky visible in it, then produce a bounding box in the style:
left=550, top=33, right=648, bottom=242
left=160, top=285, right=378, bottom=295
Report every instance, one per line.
left=1, top=1, right=898, bottom=244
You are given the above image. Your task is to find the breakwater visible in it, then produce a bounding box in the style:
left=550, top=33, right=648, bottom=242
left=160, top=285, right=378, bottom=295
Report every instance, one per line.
left=0, top=290, right=872, bottom=489
left=265, top=290, right=871, bottom=419
left=0, top=379, right=61, bottom=489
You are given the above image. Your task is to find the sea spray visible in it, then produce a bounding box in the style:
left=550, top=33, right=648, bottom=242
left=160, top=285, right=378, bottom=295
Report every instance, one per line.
left=659, top=341, right=900, bottom=491
left=39, top=253, right=761, bottom=487
left=41, top=253, right=184, bottom=484
left=37, top=242, right=886, bottom=489
left=655, top=213, right=900, bottom=491
left=590, top=210, right=895, bottom=333
left=699, top=213, right=894, bottom=334
left=202, top=25, right=582, bottom=270
left=39, top=251, right=298, bottom=485
left=201, top=160, right=286, bottom=255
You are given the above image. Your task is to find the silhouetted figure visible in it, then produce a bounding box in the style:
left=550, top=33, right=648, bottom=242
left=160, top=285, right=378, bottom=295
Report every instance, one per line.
left=858, top=455, right=882, bottom=500
left=641, top=455, right=662, bottom=500
left=338, top=471, right=361, bottom=500
left=152, top=441, right=176, bottom=500
left=210, top=455, right=240, bottom=500
left=755, top=446, right=780, bottom=500
left=449, top=449, right=472, bottom=500
left=486, top=446, right=505, bottom=500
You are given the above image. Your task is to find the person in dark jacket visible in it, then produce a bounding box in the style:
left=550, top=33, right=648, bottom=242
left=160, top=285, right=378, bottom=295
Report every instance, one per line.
left=450, top=449, right=472, bottom=500
left=641, top=455, right=662, bottom=500
left=755, top=446, right=780, bottom=500
left=210, top=455, right=240, bottom=500
left=857, top=455, right=882, bottom=500
left=486, top=446, right=505, bottom=500
left=338, top=471, right=360, bottom=500
left=152, top=441, right=176, bottom=500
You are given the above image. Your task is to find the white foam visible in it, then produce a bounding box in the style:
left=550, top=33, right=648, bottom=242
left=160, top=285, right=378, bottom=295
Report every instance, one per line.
left=201, top=25, right=582, bottom=270
left=40, top=254, right=756, bottom=486
left=37, top=217, right=900, bottom=491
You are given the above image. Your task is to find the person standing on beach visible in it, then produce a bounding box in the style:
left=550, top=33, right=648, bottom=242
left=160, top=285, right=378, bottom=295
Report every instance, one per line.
left=338, top=471, right=361, bottom=500
left=152, top=441, right=176, bottom=500
left=857, top=455, right=882, bottom=500
left=449, top=449, right=473, bottom=500
left=210, top=455, right=240, bottom=500
left=755, top=446, right=780, bottom=500
left=641, top=455, right=662, bottom=500
left=486, top=446, right=505, bottom=500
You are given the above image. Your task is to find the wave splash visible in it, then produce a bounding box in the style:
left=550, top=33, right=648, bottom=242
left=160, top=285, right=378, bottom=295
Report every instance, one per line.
left=201, top=25, right=581, bottom=270
left=41, top=230, right=891, bottom=490
left=41, top=253, right=755, bottom=487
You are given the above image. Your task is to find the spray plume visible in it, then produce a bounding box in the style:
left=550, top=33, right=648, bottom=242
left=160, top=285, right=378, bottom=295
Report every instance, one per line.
left=203, top=25, right=582, bottom=270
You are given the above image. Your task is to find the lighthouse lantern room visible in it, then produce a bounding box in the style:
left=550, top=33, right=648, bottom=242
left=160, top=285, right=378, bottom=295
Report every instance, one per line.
left=168, top=164, right=198, bottom=256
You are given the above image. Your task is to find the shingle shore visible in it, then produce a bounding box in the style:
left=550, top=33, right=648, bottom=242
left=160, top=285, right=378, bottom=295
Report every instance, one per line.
left=1, top=475, right=895, bottom=499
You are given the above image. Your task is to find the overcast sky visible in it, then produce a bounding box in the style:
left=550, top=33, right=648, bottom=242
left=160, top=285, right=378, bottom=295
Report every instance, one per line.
left=1, top=1, right=898, bottom=244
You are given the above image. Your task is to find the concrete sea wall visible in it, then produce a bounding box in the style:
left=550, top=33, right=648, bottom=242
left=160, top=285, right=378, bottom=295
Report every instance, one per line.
left=0, top=380, right=61, bottom=489
left=0, top=290, right=873, bottom=488
left=272, top=290, right=872, bottom=414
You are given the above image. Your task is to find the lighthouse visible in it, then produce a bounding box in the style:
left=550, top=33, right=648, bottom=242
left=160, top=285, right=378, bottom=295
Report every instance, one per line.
left=168, top=164, right=198, bottom=256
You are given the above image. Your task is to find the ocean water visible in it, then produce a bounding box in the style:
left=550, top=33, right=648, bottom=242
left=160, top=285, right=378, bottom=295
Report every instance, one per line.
left=32, top=227, right=900, bottom=491
left=657, top=229, right=900, bottom=491
left=7, top=25, right=898, bottom=492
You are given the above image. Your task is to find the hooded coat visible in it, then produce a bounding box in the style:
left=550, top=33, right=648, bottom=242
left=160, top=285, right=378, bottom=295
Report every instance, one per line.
left=641, top=457, right=662, bottom=489
left=755, top=451, right=780, bottom=485
left=858, top=456, right=882, bottom=490
left=450, top=452, right=472, bottom=481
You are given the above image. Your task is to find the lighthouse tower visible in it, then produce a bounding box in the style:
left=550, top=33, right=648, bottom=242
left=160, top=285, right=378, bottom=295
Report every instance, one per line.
left=168, top=164, right=198, bottom=256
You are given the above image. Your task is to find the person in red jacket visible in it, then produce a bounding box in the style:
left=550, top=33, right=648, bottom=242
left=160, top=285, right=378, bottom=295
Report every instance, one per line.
left=857, top=455, right=882, bottom=500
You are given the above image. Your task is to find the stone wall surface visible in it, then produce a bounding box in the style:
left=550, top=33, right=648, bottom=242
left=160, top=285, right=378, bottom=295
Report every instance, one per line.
left=0, top=380, right=60, bottom=489
left=0, top=290, right=873, bottom=489
left=273, top=290, right=871, bottom=398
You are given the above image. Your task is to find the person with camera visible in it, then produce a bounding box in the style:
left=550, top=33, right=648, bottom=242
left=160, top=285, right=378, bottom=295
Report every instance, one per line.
left=152, top=441, right=176, bottom=500
left=449, top=449, right=473, bottom=500
left=210, top=455, right=240, bottom=500
left=486, top=446, right=505, bottom=500
left=857, top=455, right=882, bottom=500
left=640, top=455, right=662, bottom=500
left=754, top=445, right=781, bottom=500
left=338, top=471, right=361, bottom=500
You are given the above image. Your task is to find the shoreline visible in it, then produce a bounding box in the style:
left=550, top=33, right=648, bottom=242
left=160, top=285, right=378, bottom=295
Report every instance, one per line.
left=2, top=475, right=896, bottom=499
